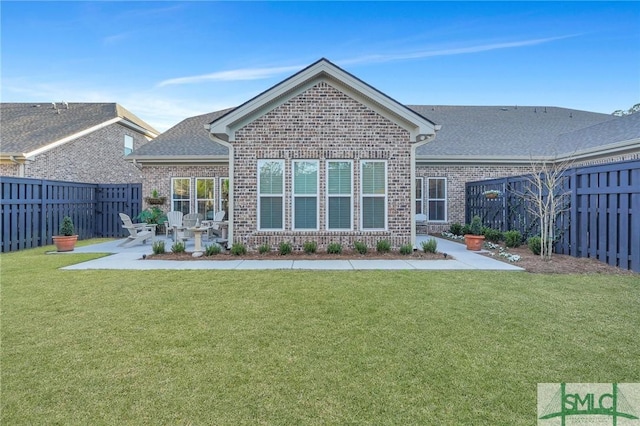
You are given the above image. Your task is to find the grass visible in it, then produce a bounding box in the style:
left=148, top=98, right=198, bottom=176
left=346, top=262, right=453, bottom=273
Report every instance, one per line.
left=1, top=242, right=639, bottom=424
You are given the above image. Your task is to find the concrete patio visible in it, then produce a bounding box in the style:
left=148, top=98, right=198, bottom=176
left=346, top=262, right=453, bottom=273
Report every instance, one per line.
left=60, top=235, right=524, bottom=271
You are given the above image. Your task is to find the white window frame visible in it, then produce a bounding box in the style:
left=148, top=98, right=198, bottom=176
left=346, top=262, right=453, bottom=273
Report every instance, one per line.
left=360, top=160, right=387, bottom=231
left=416, top=177, right=424, bottom=215
left=427, top=177, right=447, bottom=222
left=195, top=177, right=215, bottom=220
left=326, top=160, right=353, bottom=231
left=124, top=135, right=133, bottom=155
left=171, top=177, right=191, bottom=214
left=257, top=159, right=285, bottom=231
left=292, top=160, right=319, bottom=231
left=219, top=177, right=229, bottom=220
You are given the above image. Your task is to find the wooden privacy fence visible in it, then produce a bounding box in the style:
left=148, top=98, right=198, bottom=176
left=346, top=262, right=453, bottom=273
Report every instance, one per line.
left=1, top=177, right=142, bottom=252
left=466, top=159, right=640, bottom=272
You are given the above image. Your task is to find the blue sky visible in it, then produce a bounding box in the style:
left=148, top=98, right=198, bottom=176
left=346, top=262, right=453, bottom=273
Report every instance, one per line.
left=2, top=1, right=639, bottom=131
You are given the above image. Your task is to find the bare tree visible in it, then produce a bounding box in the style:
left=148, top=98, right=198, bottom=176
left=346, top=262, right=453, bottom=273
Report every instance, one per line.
left=522, top=156, right=574, bottom=260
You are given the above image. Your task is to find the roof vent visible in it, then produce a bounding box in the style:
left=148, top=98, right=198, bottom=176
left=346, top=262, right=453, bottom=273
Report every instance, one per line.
left=500, top=107, right=508, bottom=111
left=63, top=101, right=69, bottom=109
left=52, top=102, right=57, bottom=110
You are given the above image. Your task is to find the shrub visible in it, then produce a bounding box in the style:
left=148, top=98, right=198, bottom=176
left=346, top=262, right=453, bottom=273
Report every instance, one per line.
left=152, top=240, right=165, bottom=255
left=59, top=216, right=75, bottom=236
left=303, top=241, right=317, bottom=254
left=399, top=244, right=413, bottom=255
left=204, top=244, right=221, bottom=256
left=171, top=241, right=185, bottom=253
left=327, top=242, right=342, bottom=254
left=528, top=236, right=542, bottom=256
left=483, top=227, right=503, bottom=243
left=461, top=224, right=471, bottom=235
left=504, top=230, right=522, bottom=248
left=421, top=238, right=438, bottom=253
left=230, top=242, right=247, bottom=256
left=376, top=240, right=391, bottom=253
left=258, top=243, right=271, bottom=254
left=354, top=241, right=368, bottom=255
left=449, top=223, right=464, bottom=236
left=469, top=216, right=483, bottom=235
left=278, top=241, right=292, bottom=255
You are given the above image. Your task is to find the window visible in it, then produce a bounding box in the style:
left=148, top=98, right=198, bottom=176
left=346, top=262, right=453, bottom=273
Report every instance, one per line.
left=416, top=177, right=424, bottom=215
left=361, top=160, right=387, bottom=230
left=171, top=178, right=191, bottom=214
left=293, top=160, right=318, bottom=230
left=427, top=177, right=447, bottom=221
left=195, top=178, right=215, bottom=220
left=219, top=177, right=229, bottom=220
left=327, top=161, right=352, bottom=230
left=258, top=160, right=284, bottom=230
left=124, top=135, right=133, bottom=155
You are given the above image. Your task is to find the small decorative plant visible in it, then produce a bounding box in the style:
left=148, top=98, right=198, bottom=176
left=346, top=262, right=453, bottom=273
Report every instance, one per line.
left=483, top=189, right=501, bottom=199
left=354, top=241, right=368, bottom=255
left=230, top=242, right=247, bottom=256
left=171, top=241, right=185, bottom=253
left=399, top=244, right=413, bottom=255
left=204, top=244, right=221, bottom=256
left=152, top=240, right=165, bottom=254
left=376, top=240, right=391, bottom=253
left=421, top=238, right=438, bottom=253
left=469, top=216, right=483, bottom=236
left=258, top=243, right=271, bottom=254
left=303, top=241, right=317, bottom=254
left=504, top=230, right=522, bottom=248
left=278, top=241, right=292, bottom=255
left=327, top=242, right=342, bottom=254
left=59, top=216, right=75, bottom=236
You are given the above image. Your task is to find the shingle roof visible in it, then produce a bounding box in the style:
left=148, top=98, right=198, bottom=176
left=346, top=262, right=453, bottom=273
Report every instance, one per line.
left=409, top=105, right=614, bottom=159
left=132, top=104, right=629, bottom=161
left=1, top=102, right=159, bottom=155
left=130, top=109, right=231, bottom=157
left=556, top=111, right=640, bottom=153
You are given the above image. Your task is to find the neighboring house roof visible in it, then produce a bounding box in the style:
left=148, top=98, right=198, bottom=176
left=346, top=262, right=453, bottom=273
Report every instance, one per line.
left=127, top=109, right=231, bottom=162
left=411, top=105, right=616, bottom=162
left=555, top=111, right=640, bottom=160
left=0, top=102, right=159, bottom=161
left=206, top=58, right=438, bottom=144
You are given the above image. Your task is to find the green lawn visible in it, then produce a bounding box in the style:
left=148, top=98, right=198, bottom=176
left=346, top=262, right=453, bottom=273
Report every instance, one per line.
left=1, top=243, right=638, bottom=425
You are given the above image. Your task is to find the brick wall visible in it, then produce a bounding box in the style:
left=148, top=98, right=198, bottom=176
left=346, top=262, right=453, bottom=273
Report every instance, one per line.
left=22, top=123, right=150, bottom=183
left=232, top=81, right=413, bottom=250
left=0, top=163, right=19, bottom=176
left=416, top=151, right=639, bottom=234
left=141, top=164, right=229, bottom=214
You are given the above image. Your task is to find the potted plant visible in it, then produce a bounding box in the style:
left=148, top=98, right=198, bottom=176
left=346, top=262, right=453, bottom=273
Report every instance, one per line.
left=136, top=206, right=167, bottom=234
left=144, top=189, right=166, bottom=205
left=483, top=189, right=501, bottom=199
left=464, top=216, right=485, bottom=251
left=53, top=216, right=78, bottom=252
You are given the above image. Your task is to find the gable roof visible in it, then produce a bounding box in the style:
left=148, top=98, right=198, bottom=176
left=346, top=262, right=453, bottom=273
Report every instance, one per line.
left=1, top=103, right=159, bottom=160
left=128, top=109, right=231, bottom=162
left=410, top=105, right=616, bottom=162
left=206, top=58, right=438, bottom=143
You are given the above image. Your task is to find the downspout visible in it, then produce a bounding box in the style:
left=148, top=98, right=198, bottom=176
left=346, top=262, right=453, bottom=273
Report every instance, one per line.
left=10, top=155, right=25, bottom=177
left=206, top=128, right=234, bottom=245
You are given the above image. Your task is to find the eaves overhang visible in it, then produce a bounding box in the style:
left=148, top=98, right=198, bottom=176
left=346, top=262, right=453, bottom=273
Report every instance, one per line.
left=416, top=139, right=640, bottom=165
left=206, top=58, right=438, bottom=143
left=126, top=155, right=230, bottom=166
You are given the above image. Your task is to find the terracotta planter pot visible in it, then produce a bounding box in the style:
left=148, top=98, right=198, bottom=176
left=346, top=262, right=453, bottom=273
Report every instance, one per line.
left=464, top=234, right=485, bottom=251
left=53, top=235, right=78, bottom=252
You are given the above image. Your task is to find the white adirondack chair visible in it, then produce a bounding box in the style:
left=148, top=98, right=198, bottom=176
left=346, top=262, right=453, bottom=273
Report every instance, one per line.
left=165, top=211, right=185, bottom=240
left=208, top=210, right=227, bottom=238
left=118, top=213, right=156, bottom=247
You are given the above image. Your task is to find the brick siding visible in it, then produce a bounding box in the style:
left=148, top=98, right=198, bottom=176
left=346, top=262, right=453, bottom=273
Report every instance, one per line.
left=20, top=123, right=150, bottom=183
left=231, top=81, right=413, bottom=251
